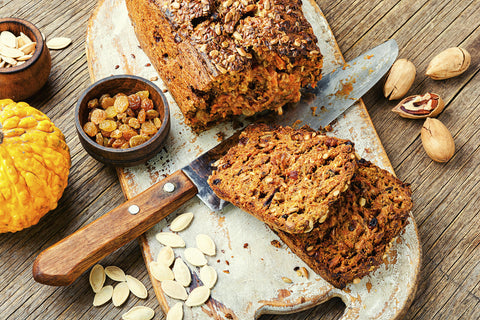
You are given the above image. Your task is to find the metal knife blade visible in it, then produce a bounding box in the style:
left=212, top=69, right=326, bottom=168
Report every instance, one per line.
left=183, top=39, right=398, bottom=211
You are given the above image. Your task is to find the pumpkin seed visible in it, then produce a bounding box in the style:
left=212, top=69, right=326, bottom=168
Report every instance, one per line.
left=112, top=282, right=130, bottom=307
left=184, top=247, right=207, bottom=266
left=157, top=246, right=175, bottom=267
left=161, top=280, right=188, bottom=300
left=196, top=234, right=216, bottom=256
left=126, top=275, right=148, bottom=299
left=150, top=261, right=174, bottom=281
left=0, top=31, right=17, bottom=48
left=93, top=285, right=113, bottom=306
left=170, top=212, right=194, bottom=232
left=185, top=286, right=210, bottom=307
left=46, top=37, right=72, bottom=50
left=0, top=44, right=24, bottom=58
left=89, top=264, right=106, bottom=293
left=16, top=54, right=32, bottom=61
left=1, top=55, right=16, bottom=66
left=19, top=32, right=33, bottom=46
left=172, top=258, right=191, bottom=287
left=156, top=232, right=185, bottom=248
left=122, top=306, right=155, bottom=320
left=18, top=42, right=36, bottom=55
left=199, top=265, right=217, bottom=288
left=166, top=302, right=183, bottom=320
left=105, top=265, right=127, bottom=282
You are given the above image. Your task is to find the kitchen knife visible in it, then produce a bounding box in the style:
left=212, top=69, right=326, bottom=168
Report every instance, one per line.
left=33, top=39, right=398, bottom=286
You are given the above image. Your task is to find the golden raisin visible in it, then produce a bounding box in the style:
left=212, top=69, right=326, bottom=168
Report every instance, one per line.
left=95, top=133, right=104, bottom=146
left=100, top=94, right=115, bottom=109
left=122, top=129, right=137, bottom=141
left=90, top=109, right=107, bottom=125
left=128, top=118, right=141, bottom=129
left=153, top=117, right=162, bottom=129
left=110, top=129, right=123, bottom=139
left=140, top=121, right=158, bottom=136
left=112, top=137, right=127, bottom=148
left=126, top=107, right=136, bottom=117
left=127, top=94, right=141, bottom=110
left=83, top=122, right=98, bottom=137
left=100, top=129, right=112, bottom=138
left=87, top=98, right=99, bottom=109
left=98, top=120, right=117, bottom=132
left=105, top=106, right=117, bottom=119
left=137, top=109, right=146, bottom=123
left=141, top=98, right=154, bottom=111
left=136, top=90, right=149, bottom=100
left=146, top=109, right=159, bottom=119
left=114, top=95, right=129, bottom=113
left=129, top=135, right=147, bottom=147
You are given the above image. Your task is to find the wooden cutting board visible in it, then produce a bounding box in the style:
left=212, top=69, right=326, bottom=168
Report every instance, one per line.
left=86, top=0, right=421, bottom=318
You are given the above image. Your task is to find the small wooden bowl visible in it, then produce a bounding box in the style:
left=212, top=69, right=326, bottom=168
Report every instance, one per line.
left=0, top=18, right=51, bottom=101
left=75, top=75, right=170, bottom=167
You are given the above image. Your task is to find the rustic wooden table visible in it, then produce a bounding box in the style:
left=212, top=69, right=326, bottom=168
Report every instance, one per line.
left=1, top=0, right=479, bottom=319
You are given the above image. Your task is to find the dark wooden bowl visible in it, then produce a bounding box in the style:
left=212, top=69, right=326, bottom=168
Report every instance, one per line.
left=75, top=75, right=171, bottom=167
left=0, top=18, right=51, bottom=101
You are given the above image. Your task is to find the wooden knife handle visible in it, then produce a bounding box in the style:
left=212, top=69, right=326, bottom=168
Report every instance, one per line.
left=32, top=170, right=197, bottom=286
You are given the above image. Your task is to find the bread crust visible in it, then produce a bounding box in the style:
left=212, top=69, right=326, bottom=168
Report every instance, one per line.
left=126, top=0, right=323, bottom=131
left=276, top=159, right=412, bottom=288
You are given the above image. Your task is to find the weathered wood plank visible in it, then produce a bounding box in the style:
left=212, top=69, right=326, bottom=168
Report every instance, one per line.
left=1, top=0, right=480, bottom=319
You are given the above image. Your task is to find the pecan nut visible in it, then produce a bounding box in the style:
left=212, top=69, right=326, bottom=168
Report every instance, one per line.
left=392, top=92, right=445, bottom=119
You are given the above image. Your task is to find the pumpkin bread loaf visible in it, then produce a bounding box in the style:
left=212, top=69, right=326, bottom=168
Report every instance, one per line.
left=208, top=123, right=358, bottom=233
left=275, top=159, right=412, bottom=288
left=126, top=0, right=323, bottom=131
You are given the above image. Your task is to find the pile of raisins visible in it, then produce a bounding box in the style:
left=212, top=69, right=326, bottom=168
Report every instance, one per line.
left=83, top=91, right=162, bottom=149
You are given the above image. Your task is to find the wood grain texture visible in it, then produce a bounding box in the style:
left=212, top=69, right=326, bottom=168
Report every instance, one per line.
left=0, top=0, right=479, bottom=319
left=33, top=170, right=198, bottom=286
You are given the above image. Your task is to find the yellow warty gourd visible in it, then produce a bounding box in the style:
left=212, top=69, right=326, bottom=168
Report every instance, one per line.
left=0, top=99, right=71, bottom=233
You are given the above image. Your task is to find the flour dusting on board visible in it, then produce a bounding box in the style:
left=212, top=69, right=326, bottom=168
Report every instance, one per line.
left=87, top=0, right=421, bottom=318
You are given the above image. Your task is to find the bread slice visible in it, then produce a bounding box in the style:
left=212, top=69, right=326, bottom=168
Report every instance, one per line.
left=208, top=124, right=358, bottom=233
left=275, top=159, right=412, bottom=288
left=126, top=0, right=323, bottom=131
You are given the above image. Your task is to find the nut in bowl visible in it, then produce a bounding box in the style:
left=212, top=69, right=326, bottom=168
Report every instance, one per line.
left=75, top=75, right=170, bottom=167
left=0, top=18, right=51, bottom=100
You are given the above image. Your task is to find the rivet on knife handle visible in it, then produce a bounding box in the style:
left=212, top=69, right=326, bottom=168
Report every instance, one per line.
left=32, top=170, right=198, bottom=286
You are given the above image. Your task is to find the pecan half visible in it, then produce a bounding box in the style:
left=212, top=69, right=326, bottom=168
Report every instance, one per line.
left=392, top=92, right=445, bottom=119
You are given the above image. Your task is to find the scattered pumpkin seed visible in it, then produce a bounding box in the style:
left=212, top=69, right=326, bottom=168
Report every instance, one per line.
left=172, top=258, right=191, bottom=287
left=150, top=261, right=174, bottom=282
left=89, top=264, right=106, bottom=293
left=282, top=277, right=293, bottom=284
left=161, top=280, right=188, bottom=300
left=196, top=234, right=216, bottom=256
left=199, top=265, right=217, bottom=289
left=46, top=37, right=72, bottom=50
left=126, top=275, right=148, bottom=299
left=156, top=232, right=186, bottom=248
left=112, top=282, right=130, bottom=307
left=170, top=212, right=194, bottom=232
left=184, top=247, right=207, bottom=267
left=122, top=306, right=155, bottom=320
left=93, top=285, right=113, bottom=306
left=166, top=302, right=183, bottom=320
left=157, top=246, right=175, bottom=267
left=105, top=265, right=126, bottom=282
left=185, top=286, right=210, bottom=307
